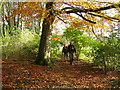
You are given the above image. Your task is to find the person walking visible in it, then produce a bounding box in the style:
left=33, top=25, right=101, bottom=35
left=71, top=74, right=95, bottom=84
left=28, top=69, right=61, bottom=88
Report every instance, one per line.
left=68, top=42, right=76, bottom=65
left=62, top=44, right=68, bottom=60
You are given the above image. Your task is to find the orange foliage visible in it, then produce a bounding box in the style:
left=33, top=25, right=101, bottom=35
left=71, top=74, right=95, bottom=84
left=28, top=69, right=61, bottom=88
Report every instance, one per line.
left=12, top=2, right=43, bottom=25
left=52, top=37, right=60, bottom=40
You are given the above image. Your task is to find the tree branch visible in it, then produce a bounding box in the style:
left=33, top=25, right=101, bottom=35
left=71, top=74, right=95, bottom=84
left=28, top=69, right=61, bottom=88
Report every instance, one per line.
left=61, top=3, right=120, bottom=23
left=57, top=16, right=67, bottom=24
left=91, top=26, right=102, bottom=41
left=76, top=13, right=96, bottom=24
left=88, top=12, right=120, bottom=21
left=62, top=3, right=120, bottom=13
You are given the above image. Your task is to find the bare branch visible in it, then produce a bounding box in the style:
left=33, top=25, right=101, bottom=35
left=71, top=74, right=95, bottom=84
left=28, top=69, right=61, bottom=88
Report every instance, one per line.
left=91, top=26, right=102, bottom=41
left=88, top=12, right=120, bottom=21
left=62, top=3, right=120, bottom=13
left=57, top=16, right=67, bottom=24
left=61, top=3, right=120, bottom=23
left=76, top=13, right=96, bottom=24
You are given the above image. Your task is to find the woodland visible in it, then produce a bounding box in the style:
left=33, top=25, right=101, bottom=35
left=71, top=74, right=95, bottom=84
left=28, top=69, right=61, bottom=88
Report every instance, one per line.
left=1, top=1, right=120, bottom=89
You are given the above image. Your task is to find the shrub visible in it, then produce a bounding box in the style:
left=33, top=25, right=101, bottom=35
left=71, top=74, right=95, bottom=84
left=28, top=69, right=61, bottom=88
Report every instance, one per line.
left=92, top=32, right=120, bottom=71
left=2, top=29, right=40, bottom=60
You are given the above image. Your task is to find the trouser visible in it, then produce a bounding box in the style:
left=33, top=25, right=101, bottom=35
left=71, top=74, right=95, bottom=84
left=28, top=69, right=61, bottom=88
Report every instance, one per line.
left=69, top=52, right=74, bottom=65
left=64, top=53, right=68, bottom=58
left=63, top=53, right=68, bottom=61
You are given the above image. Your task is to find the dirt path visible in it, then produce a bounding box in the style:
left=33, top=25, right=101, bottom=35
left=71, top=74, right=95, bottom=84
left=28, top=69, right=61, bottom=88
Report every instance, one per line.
left=2, top=58, right=120, bottom=89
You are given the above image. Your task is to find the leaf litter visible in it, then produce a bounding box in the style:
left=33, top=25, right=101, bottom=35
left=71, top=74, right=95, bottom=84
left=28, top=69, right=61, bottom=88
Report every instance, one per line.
left=2, top=58, right=120, bottom=89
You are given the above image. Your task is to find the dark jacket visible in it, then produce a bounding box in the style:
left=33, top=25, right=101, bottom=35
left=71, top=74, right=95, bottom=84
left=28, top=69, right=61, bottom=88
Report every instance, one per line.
left=68, top=44, right=76, bottom=53
left=62, top=46, right=68, bottom=54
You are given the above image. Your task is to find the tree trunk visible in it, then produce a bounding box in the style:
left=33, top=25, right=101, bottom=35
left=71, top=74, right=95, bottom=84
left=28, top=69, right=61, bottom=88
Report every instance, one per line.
left=17, top=14, right=19, bottom=28
left=44, top=25, right=53, bottom=60
left=20, top=14, right=24, bottom=32
left=39, top=2, right=46, bottom=34
left=103, top=56, right=107, bottom=74
left=38, top=19, right=41, bottom=32
left=16, top=3, right=20, bottom=28
left=13, top=15, right=16, bottom=30
left=35, top=2, right=55, bottom=65
left=2, top=4, right=5, bottom=37
left=7, top=2, right=11, bottom=34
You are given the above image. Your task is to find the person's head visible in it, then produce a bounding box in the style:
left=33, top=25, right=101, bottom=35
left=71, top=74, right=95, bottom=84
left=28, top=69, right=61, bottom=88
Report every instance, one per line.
left=64, top=44, right=66, bottom=46
left=70, top=42, right=72, bottom=45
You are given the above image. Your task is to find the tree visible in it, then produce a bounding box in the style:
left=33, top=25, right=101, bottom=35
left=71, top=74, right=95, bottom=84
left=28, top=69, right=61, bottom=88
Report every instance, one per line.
left=35, top=2, right=55, bottom=65
left=1, top=3, right=5, bottom=37
left=36, top=2, right=119, bottom=65
left=1, top=2, right=24, bottom=36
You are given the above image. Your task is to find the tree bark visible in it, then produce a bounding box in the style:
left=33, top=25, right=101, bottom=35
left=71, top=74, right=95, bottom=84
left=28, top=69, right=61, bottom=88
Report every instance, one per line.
left=2, top=4, right=5, bottom=37
left=16, top=3, right=20, bottom=28
left=13, top=15, right=16, bottom=30
left=44, top=25, right=53, bottom=60
left=16, top=14, right=19, bottom=28
left=7, top=2, right=11, bottom=34
left=35, top=2, right=55, bottom=65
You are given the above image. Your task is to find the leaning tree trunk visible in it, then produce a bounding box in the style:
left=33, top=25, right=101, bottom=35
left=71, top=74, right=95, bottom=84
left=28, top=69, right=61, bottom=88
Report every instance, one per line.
left=35, top=2, right=55, bottom=65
